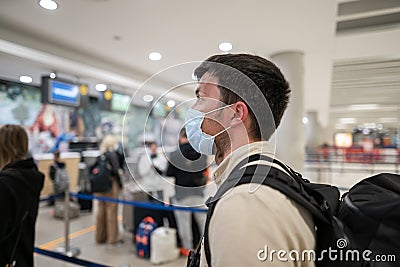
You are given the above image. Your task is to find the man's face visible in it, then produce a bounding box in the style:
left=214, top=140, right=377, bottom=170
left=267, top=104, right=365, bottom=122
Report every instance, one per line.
left=149, top=143, right=157, bottom=154
left=191, top=73, right=233, bottom=148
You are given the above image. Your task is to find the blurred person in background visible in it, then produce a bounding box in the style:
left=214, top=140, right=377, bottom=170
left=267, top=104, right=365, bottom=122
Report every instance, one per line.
left=0, top=124, right=44, bottom=267
left=167, top=128, right=208, bottom=254
left=138, top=141, right=167, bottom=200
left=95, top=135, right=124, bottom=247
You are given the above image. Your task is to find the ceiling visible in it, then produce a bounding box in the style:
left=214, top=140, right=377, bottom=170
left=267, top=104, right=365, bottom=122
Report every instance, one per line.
left=0, top=0, right=399, bottom=135
left=0, top=0, right=337, bottom=100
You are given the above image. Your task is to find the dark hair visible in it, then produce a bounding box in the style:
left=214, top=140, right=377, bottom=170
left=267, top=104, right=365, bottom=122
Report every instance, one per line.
left=0, top=124, right=29, bottom=169
left=54, top=150, right=61, bottom=159
left=194, top=53, right=290, bottom=140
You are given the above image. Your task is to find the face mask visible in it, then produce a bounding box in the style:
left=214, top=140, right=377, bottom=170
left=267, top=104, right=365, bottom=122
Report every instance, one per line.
left=184, top=104, right=233, bottom=155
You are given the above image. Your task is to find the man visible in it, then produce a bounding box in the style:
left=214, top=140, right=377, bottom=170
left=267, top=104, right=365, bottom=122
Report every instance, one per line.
left=185, top=54, right=315, bottom=266
left=167, top=128, right=208, bottom=254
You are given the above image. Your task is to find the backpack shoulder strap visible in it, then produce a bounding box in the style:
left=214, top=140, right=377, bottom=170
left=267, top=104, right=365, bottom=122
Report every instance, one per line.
left=203, top=154, right=341, bottom=267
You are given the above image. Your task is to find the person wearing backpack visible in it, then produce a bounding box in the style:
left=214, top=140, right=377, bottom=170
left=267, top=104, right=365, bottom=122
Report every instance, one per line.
left=184, top=54, right=315, bottom=267
left=49, top=150, right=68, bottom=198
left=94, top=134, right=124, bottom=247
left=0, top=124, right=44, bottom=267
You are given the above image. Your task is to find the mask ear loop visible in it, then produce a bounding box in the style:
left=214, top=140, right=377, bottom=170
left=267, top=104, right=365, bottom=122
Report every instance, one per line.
left=202, top=103, right=235, bottom=140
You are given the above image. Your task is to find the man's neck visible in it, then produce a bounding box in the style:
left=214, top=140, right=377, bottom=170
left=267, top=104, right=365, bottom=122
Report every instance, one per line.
left=215, top=137, right=260, bottom=165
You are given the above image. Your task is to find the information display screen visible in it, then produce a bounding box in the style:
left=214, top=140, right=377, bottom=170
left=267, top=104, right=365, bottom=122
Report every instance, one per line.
left=42, top=77, right=81, bottom=107
left=48, top=80, right=80, bottom=106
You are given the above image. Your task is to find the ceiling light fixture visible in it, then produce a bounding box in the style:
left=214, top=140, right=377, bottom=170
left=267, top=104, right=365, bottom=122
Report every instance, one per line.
left=95, top=83, right=107, bottom=92
left=149, top=52, right=162, bottom=61
left=49, top=72, right=56, bottom=79
left=219, top=42, right=233, bottom=52
left=39, top=0, right=58, bottom=10
left=143, top=95, right=154, bottom=102
left=302, top=117, right=309, bottom=124
left=19, top=75, right=33, bottom=84
left=338, top=118, right=357, bottom=124
left=349, top=104, right=379, bottom=111
left=167, top=100, right=176, bottom=108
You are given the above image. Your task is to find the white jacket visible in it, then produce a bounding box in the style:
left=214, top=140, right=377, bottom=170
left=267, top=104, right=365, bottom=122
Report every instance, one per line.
left=200, top=141, right=316, bottom=267
left=138, top=151, right=167, bottom=193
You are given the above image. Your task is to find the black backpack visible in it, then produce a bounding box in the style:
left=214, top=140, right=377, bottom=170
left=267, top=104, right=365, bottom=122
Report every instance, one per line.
left=338, top=173, right=400, bottom=266
left=192, top=154, right=399, bottom=267
left=89, top=154, right=113, bottom=193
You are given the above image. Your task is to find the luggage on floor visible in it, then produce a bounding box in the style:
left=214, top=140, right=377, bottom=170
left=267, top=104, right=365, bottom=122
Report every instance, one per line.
left=135, top=216, right=157, bottom=258
left=77, top=190, right=93, bottom=212
left=150, top=227, right=180, bottom=265
left=122, top=184, right=148, bottom=232
left=53, top=201, right=80, bottom=219
left=78, top=162, right=93, bottom=212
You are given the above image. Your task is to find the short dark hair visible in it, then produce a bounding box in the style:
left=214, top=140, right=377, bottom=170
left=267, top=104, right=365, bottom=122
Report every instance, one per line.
left=54, top=150, right=61, bottom=159
left=194, top=53, right=290, bottom=140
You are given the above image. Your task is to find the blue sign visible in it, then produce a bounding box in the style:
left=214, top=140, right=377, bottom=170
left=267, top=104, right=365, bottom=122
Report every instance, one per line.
left=49, top=80, right=80, bottom=106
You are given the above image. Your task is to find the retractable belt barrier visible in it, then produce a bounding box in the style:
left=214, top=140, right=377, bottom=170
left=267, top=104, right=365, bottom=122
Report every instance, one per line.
left=39, top=193, right=63, bottom=202
left=34, top=247, right=111, bottom=267
left=70, top=192, right=208, bottom=213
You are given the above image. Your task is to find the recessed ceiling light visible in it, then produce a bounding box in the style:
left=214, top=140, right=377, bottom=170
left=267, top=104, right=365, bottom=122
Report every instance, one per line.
left=219, top=42, right=233, bottom=52
left=149, top=52, right=162, bottom=61
left=19, top=75, right=33, bottom=84
left=302, top=117, right=308, bottom=124
left=143, top=95, right=154, bottom=102
left=49, top=72, right=56, bottom=79
left=338, top=118, right=357, bottom=124
left=95, top=83, right=107, bottom=92
left=167, top=100, right=176, bottom=108
left=349, top=104, right=379, bottom=111
left=39, top=0, right=58, bottom=10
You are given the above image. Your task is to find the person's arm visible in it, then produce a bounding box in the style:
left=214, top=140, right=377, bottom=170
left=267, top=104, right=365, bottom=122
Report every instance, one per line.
left=0, top=182, right=17, bottom=242
left=138, top=153, right=152, bottom=177
left=152, top=154, right=167, bottom=175
left=106, top=152, right=123, bottom=188
left=49, top=165, right=56, bottom=181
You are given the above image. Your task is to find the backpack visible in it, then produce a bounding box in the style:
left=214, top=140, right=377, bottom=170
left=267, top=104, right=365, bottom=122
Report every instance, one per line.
left=135, top=216, right=158, bottom=259
left=196, top=154, right=400, bottom=267
left=89, top=154, right=113, bottom=193
left=338, top=173, right=400, bottom=266
left=52, top=164, right=69, bottom=194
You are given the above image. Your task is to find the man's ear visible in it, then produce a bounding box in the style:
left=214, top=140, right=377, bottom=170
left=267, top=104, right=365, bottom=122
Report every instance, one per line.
left=231, top=101, right=248, bottom=126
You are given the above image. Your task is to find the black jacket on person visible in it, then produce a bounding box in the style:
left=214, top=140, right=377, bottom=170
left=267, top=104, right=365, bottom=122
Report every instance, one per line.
left=104, top=151, right=123, bottom=188
left=0, top=158, right=45, bottom=267
left=166, top=143, right=207, bottom=200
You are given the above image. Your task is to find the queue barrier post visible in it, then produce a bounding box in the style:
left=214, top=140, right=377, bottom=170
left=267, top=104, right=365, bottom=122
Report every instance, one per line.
left=55, top=188, right=81, bottom=257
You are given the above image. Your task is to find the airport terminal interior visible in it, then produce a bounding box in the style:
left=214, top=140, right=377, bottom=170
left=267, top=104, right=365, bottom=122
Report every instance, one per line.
left=0, top=0, right=399, bottom=266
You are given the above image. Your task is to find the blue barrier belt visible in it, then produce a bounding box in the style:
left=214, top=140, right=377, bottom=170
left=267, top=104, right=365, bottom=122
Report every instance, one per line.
left=70, top=192, right=208, bottom=213
left=39, top=193, right=63, bottom=202
left=34, top=247, right=111, bottom=267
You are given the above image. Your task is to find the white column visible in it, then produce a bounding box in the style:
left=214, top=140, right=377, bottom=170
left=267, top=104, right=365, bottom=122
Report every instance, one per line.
left=270, top=51, right=305, bottom=172
left=305, top=110, right=321, bottom=154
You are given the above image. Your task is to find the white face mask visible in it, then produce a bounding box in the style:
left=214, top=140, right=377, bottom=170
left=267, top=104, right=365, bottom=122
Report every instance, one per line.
left=184, top=104, right=233, bottom=155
